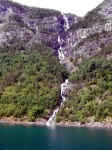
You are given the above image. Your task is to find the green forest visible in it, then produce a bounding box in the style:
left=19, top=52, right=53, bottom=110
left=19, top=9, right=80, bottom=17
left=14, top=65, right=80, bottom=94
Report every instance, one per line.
left=0, top=45, right=68, bottom=121
left=0, top=43, right=112, bottom=123
left=57, top=45, right=112, bottom=123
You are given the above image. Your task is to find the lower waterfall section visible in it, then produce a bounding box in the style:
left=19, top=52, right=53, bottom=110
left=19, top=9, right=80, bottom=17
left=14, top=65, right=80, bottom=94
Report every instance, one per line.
left=46, top=79, right=68, bottom=125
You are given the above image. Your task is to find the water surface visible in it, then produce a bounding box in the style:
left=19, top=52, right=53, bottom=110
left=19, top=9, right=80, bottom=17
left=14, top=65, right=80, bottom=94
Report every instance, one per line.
left=0, top=125, right=112, bottom=150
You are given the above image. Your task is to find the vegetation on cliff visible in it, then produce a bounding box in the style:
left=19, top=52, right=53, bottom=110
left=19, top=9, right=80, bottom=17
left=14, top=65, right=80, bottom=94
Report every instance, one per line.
left=0, top=0, right=112, bottom=125
left=57, top=45, right=112, bottom=123
left=0, top=45, right=69, bottom=121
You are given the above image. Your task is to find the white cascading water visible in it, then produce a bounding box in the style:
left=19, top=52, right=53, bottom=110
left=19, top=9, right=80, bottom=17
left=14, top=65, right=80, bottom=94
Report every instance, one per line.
left=63, top=13, right=69, bottom=31
left=60, top=79, right=68, bottom=106
left=46, top=79, right=68, bottom=125
left=46, top=13, right=69, bottom=126
left=58, top=36, right=65, bottom=63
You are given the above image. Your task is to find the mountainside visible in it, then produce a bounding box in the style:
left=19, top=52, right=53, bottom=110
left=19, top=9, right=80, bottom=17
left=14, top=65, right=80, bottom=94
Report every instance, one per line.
left=63, top=0, right=112, bottom=71
left=57, top=45, right=112, bottom=126
left=56, top=0, right=112, bottom=126
left=0, top=0, right=112, bottom=126
left=0, top=45, right=69, bottom=122
left=0, top=0, right=79, bottom=55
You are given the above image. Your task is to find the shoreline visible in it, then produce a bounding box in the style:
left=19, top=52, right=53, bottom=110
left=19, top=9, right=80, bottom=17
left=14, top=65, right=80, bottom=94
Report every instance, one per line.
left=55, top=121, right=112, bottom=129
left=0, top=119, right=112, bottom=129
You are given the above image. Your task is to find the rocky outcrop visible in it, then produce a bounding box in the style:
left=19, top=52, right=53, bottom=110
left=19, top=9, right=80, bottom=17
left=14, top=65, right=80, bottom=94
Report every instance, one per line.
left=0, top=0, right=112, bottom=64
left=0, top=0, right=80, bottom=56
left=63, top=0, right=112, bottom=65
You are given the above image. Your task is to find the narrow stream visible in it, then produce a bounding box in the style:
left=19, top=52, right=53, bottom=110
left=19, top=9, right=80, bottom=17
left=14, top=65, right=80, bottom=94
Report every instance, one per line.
left=46, top=13, right=69, bottom=126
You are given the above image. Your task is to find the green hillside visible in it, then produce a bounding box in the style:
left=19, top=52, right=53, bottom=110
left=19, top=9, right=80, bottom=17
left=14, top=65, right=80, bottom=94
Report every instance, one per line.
left=57, top=45, right=112, bottom=123
left=0, top=45, right=68, bottom=121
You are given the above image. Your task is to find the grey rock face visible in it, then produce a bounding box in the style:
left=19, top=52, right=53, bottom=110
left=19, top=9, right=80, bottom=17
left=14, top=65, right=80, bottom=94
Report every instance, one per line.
left=65, top=0, right=112, bottom=61
left=0, top=0, right=112, bottom=72
left=0, top=0, right=79, bottom=56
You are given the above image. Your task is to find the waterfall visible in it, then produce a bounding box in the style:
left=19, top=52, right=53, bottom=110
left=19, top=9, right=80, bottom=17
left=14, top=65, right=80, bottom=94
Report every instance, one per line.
left=62, top=13, right=69, bottom=31
left=60, top=79, right=68, bottom=106
left=46, top=79, right=68, bottom=126
left=46, top=13, right=69, bottom=126
left=46, top=108, right=59, bottom=125
left=58, top=36, right=65, bottom=63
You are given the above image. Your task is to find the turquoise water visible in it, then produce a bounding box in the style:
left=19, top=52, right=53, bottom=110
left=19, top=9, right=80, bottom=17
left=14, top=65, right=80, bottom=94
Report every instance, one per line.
left=0, top=125, right=112, bottom=150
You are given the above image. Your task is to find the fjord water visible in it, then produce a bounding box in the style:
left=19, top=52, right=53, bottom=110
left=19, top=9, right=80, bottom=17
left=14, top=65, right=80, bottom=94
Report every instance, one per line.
left=0, top=125, right=112, bottom=150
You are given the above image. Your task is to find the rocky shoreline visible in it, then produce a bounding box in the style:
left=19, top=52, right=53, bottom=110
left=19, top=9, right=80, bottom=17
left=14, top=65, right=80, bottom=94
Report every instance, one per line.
left=55, top=121, right=112, bottom=128
left=0, top=118, right=112, bottom=129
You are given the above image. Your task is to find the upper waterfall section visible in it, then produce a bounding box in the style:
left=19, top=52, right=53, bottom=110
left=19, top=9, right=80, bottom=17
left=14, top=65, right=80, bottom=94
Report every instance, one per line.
left=0, top=0, right=80, bottom=55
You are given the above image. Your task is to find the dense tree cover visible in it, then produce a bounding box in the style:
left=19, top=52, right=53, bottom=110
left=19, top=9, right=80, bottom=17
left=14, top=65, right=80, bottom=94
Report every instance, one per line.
left=0, top=46, right=69, bottom=121
left=57, top=45, right=112, bottom=123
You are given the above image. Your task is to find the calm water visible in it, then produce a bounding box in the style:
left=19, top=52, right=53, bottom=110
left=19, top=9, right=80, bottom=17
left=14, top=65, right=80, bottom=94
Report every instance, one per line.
left=0, top=125, right=112, bottom=150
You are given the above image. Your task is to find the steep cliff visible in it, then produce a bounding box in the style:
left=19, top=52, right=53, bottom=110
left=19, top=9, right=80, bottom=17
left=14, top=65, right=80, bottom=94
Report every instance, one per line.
left=57, top=0, right=112, bottom=126
left=0, top=0, right=112, bottom=125
left=63, top=0, right=112, bottom=70
left=0, top=0, right=80, bottom=55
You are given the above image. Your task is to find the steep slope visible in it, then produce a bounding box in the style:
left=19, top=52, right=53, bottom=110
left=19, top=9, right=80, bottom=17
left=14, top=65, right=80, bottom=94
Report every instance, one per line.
left=57, top=45, right=112, bottom=126
left=0, top=0, right=112, bottom=126
left=0, top=45, right=69, bottom=122
left=61, top=0, right=112, bottom=72
left=55, top=0, right=112, bottom=126
left=0, top=0, right=80, bottom=55
left=0, top=0, right=75, bottom=123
